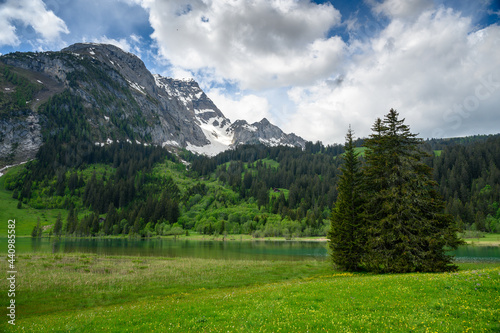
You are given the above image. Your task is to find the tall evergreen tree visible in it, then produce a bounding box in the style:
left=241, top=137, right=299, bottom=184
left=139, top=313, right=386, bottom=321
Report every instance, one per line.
left=65, top=205, right=78, bottom=235
left=31, top=217, right=42, bottom=238
left=104, top=203, right=117, bottom=235
left=90, top=214, right=100, bottom=236
left=363, top=109, right=463, bottom=273
left=328, top=127, right=365, bottom=271
left=53, top=213, right=63, bottom=237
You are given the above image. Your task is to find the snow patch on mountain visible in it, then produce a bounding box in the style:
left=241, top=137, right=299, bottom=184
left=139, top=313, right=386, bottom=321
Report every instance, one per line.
left=162, top=140, right=180, bottom=148
left=244, top=124, right=258, bottom=132
left=187, top=114, right=234, bottom=156
left=126, top=79, right=146, bottom=94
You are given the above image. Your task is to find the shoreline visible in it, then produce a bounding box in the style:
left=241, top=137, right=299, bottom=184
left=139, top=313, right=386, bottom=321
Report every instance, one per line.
left=12, top=234, right=330, bottom=242
left=465, top=240, right=500, bottom=247
left=7, top=234, right=500, bottom=246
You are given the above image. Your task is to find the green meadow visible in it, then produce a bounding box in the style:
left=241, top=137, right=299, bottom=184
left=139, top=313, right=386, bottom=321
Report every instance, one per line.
left=463, top=233, right=500, bottom=246
left=1, top=254, right=499, bottom=332
left=0, top=166, right=66, bottom=236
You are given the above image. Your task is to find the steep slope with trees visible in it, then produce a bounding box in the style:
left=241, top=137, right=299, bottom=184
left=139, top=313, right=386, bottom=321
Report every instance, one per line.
left=433, top=135, right=500, bottom=233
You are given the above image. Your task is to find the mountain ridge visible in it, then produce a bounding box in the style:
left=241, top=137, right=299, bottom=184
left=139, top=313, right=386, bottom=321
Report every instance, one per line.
left=0, top=43, right=305, bottom=167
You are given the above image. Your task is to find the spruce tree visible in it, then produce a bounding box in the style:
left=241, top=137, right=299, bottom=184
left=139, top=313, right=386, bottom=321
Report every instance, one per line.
left=104, top=203, right=117, bottom=235
left=328, top=127, right=365, bottom=271
left=31, top=217, right=42, bottom=238
left=53, top=213, right=63, bottom=237
left=65, top=205, right=78, bottom=235
left=363, top=109, right=464, bottom=273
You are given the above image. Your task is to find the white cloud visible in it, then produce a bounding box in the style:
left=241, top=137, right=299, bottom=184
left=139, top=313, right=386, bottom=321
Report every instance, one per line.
left=371, top=0, right=434, bottom=20
left=169, top=67, right=195, bottom=81
left=207, top=88, right=272, bottom=124
left=0, top=0, right=69, bottom=46
left=84, top=34, right=152, bottom=62
left=284, top=6, right=500, bottom=143
left=89, top=36, right=133, bottom=53
left=138, top=0, right=344, bottom=90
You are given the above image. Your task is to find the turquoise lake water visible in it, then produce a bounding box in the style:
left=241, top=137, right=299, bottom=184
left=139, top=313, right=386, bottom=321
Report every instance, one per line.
left=2, top=237, right=499, bottom=262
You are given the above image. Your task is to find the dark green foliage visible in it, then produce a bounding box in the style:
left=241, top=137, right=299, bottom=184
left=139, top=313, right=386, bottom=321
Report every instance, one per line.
left=90, top=214, right=100, bottom=236
left=8, top=132, right=178, bottom=236
left=432, top=135, right=500, bottom=232
left=328, top=127, right=365, bottom=271
left=362, top=109, right=463, bottom=273
left=53, top=213, right=63, bottom=237
left=191, top=144, right=342, bottom=235
left=31, top=217, right=42, bottom=238
left=65, top=205, right=78, bottom=235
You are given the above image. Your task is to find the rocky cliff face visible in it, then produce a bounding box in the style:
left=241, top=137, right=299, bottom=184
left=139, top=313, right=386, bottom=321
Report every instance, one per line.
left=0, top=111, right=42, bottom=166
left=230, top=118, right=305, bottom=148
left=0, top=43, right=305, bottom=166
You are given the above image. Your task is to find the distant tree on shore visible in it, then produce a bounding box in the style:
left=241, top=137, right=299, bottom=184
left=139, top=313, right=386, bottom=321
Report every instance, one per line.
left=53, top=213, right=63, bottom=237
left=31, top=217, right=42, bottom=238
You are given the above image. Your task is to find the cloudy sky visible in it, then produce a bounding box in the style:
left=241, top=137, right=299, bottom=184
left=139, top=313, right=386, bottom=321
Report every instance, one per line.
left=1, top=0, right=499, bottom=144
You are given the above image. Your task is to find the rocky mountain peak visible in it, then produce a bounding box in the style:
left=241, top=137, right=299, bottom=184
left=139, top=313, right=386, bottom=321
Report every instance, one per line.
left=259, top=118, right=271, bottom=126
left=62, top=43, right=157, bottom=96
left=0, top=43, right=305, bottom=166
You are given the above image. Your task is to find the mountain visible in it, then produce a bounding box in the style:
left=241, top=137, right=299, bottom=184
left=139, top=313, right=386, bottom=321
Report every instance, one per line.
left=0, top=43, right=305, bottom=167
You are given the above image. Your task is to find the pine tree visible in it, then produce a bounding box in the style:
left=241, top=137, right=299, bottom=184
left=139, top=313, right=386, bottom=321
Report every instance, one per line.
left=65, top=205, right=78, bottom=235
left=31, top=217, right=42, bottom=238
left=53, top=213, right=63, bottom=237
left=104, top=203, right=117, bottom=235
left=328, top=126, right=365, bottom=271
left=90, top=214, right=100, bottom=236
left=257, top=182, right=269, bottom=208
left=363, top=109, right=464, bottom=273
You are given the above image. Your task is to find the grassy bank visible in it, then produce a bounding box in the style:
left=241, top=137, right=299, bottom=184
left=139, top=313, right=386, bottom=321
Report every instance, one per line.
left=1, top=254, right=499, bottom=332
left=0, top=166, right=66, bottom=236
left=463, top=233, right=500, bottom=246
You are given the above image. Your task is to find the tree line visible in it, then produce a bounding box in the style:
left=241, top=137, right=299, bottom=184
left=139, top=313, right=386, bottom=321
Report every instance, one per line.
left=432, top=135, right=500, bottom=233
left=188, top=130, right=500, bottom=236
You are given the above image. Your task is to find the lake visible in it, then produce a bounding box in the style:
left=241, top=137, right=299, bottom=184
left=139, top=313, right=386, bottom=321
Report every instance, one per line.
left=2, top=237, right=500, bottom=262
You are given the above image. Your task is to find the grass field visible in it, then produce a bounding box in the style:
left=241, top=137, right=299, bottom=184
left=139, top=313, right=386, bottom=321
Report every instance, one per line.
left=1, top=254, right=498, bottom=332
left=464, top=233, right=500, bottom=246
left=0, top=166, right=67, bottom=236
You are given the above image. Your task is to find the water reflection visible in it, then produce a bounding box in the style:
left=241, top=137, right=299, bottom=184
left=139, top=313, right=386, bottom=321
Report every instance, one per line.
left=2, top=238, right=499, bottom=262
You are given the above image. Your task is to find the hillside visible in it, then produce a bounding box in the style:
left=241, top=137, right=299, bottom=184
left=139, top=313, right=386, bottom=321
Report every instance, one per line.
left=1, top=132, right=499, bottom=237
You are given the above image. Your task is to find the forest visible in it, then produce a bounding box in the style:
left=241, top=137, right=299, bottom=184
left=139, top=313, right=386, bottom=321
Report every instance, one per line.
left=3, top=120, right=500, bottom=238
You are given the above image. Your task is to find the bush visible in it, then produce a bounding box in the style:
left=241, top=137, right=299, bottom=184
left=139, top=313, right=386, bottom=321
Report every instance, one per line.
left=485, top=215, right=500, bottom=233
left=252, top=230, right=263, bottom=238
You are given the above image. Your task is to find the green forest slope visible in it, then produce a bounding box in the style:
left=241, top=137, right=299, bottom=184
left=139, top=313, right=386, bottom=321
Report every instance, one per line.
left=1, top=132, right=499, bottom=237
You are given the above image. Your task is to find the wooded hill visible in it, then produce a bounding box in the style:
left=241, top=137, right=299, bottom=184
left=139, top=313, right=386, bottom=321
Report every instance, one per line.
left=2, top=123, right=499, bottom=237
